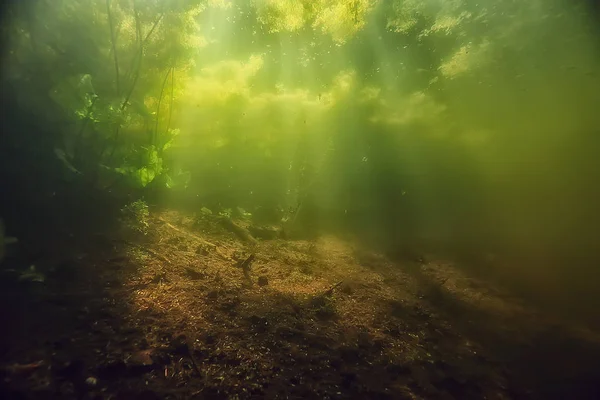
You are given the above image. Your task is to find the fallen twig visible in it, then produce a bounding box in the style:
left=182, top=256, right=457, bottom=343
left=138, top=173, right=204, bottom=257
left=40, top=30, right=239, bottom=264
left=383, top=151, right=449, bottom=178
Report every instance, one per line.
left=158, top=217, right=231, bottom=260
left=237, top=253, right=255, bottom=273
left=143, top=247, right=171, bottom=265
left=0, top=360, right=45, bottom=377
left=323, top=281, right=343, bottom=297
left=219, top=217, right=258, bottom=245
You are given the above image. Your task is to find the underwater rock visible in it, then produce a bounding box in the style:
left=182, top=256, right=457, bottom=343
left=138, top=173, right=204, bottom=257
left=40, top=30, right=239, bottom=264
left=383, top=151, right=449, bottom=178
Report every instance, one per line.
left=125, top=350, right=164, bottom=375
left=339, top=346, right=361, bottom=363
left=275, top=326, right=303, bottom=340
left=219, top=217, right=258, bottom=244
left=166, top=236, right=183, bottom=245
left=257, top=276, right=268, bottom=286
left=168, top=335, right=189, bottom=356
left=219, top=295, right=241, bottom=313
left=248, top=315, right=269, bottom=332
left=341, top=372, right=358, bottom=388
left=128, top=350, right=154, bottom=366
left=97, top=360, right=126, bottom=379
left=114, top=389, right=162, bottom=400
left=202, top=332, right=216, bottom=345
left=194, top=386, right=227, bottom=400
left=184, top=267, right=204, bottom=280
left=385, top=362, right=410, bottom=375
left=340, top=282, right=354, bottom=294
left=248, top=315, right=267, bottom=325
left=356, top=331, right=373, bottom=349
left=49, top=259, right=78, bottom=281
left=150, top=272, right=168, bottom=284
left=85, top=376, right=97, bottom=386
left=196, top=245, right=209, bottom=255
left=248, top=225, right=281, bottom=240
left=55, top=359, right=84, bottom=379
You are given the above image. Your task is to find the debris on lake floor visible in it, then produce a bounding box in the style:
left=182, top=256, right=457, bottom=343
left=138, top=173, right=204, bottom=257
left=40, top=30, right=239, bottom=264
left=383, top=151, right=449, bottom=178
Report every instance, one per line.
left=257, top=276, right=268, bottom=286
left=1, top=209, right=600, bottom=399
left=219, top=216, right=258, bottom=245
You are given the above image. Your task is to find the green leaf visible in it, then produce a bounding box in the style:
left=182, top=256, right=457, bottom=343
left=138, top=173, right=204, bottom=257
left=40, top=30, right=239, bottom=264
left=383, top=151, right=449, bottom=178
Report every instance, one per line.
left=135, top=167, right=156, bottom=187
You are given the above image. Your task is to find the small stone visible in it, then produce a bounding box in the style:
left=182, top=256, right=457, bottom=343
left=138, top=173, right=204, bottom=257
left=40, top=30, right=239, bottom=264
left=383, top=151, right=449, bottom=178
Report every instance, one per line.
left=97, top=360, right=126, bottom=379
left=340, top=282, right=353, bottom=294
left=248, top=315, right=269, bottom=331
left=275, top=326, right=301, bottom=339
left=169, top=335, right=189, bottom=355
left=339, top=346, right=361, bottom=363
left=185, top=267, right=204, bottom=280
left=125, top=350, right=160, bottom=375
left=85, top=376, right=97, bottom=386
left=128, top=350, right=154, bottom=366
left=55, top=359, right=84, bottom=378
left=248, top=225, right=280, bottom=240
left=151, top=273, right=168, bottom=284
left=196, top=245, right=209, bottom=255
left=203, top=333, right=216, bottom=345
left=257, top=276, right=268, bottom=286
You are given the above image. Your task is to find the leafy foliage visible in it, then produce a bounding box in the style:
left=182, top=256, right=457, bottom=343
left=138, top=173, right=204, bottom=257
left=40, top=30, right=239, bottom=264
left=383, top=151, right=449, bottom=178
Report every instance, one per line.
left=2, top=0, right=204, bottom=190
left=1, top=0, right=599, bottom=257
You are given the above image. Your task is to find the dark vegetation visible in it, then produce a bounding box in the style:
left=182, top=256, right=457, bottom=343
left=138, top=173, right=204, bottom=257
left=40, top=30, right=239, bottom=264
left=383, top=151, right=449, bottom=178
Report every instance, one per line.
left=1, top=0, right=600, bottom=399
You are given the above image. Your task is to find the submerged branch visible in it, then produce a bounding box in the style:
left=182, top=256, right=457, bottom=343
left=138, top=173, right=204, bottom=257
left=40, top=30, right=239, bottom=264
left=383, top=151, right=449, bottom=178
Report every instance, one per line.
left=144, top=13, right=163, bottom=44
left=106, top=0, right=120, bottom=96
left=322, top=281, right=343, bottom=297
left=109, top=10, right=164, bottom=161
left=74, top=95, right=100, bottom=166
left=219, top=217, right=258, bottom=245
left=157, top=217, right=232, bottom=261
left=154, top=67, right=172, bottom=147
left=167, top=66, right=174, bottom=138
left=237, top=254, right=256, bottom=273
left=125, top=10, right=164, bottom=85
